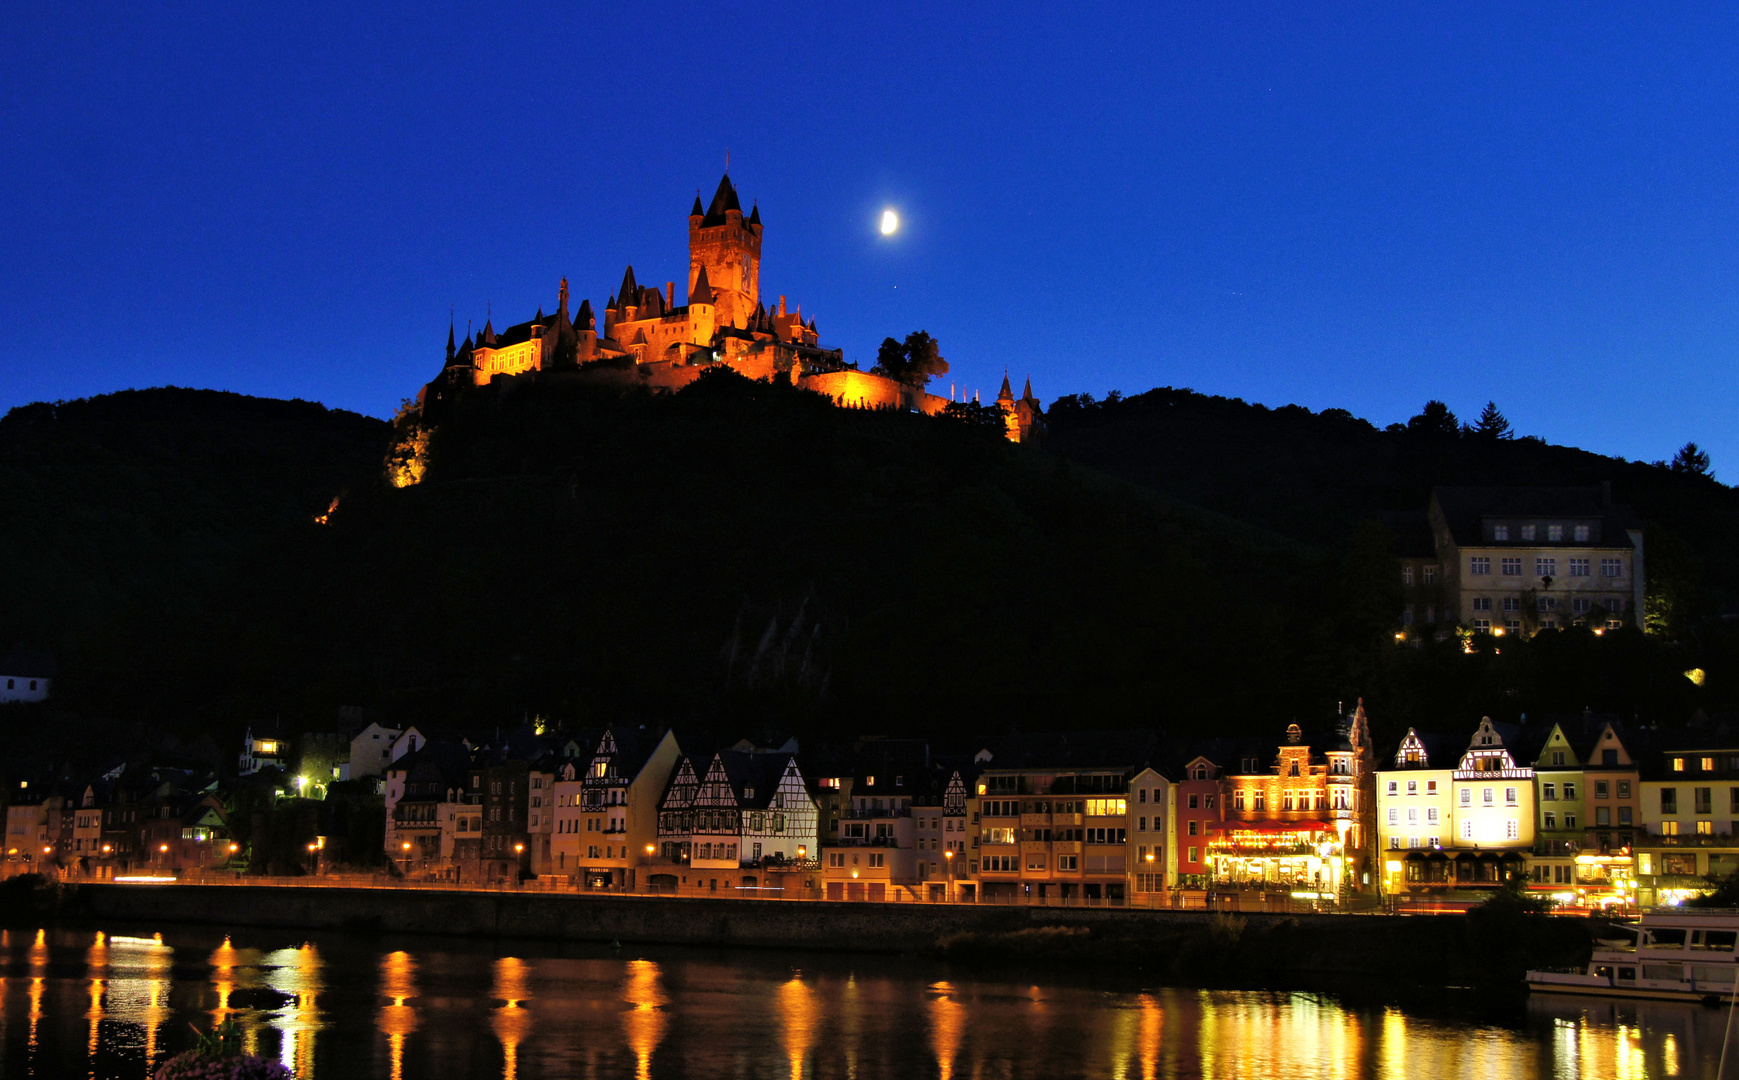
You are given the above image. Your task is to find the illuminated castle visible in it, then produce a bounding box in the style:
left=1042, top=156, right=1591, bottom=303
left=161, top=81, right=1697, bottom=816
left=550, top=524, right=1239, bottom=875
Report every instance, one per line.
left=419, top=173, right=1043, bottom=442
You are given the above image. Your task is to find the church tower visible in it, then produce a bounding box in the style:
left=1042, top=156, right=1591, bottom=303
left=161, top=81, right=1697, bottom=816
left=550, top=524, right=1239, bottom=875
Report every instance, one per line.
left=688, top=173, right=761, bottom=330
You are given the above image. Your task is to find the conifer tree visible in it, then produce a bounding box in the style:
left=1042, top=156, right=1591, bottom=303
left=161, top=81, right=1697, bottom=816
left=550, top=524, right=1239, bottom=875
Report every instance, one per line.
left=1472, top=401, right=1513, bottom=440
left=1671, top=441, right=1713, bottom=477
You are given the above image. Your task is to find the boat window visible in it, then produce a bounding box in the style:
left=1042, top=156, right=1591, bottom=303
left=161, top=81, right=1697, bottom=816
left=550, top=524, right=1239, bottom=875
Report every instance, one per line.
left=1699, top=930, right=1739, bottom=951
left=1617, top=967, right=1636, bottom=981
left=1693, top=966, right=1737, bottom=985
left=1642, top=964, right=1683, bottom=981
left=1594, top=965, right=1613, bottom=979
left=1649, top=929, right=1687, bottom=948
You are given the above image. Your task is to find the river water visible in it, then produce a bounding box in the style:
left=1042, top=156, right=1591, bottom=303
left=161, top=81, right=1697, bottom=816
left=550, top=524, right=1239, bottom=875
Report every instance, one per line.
left=0, top=923, right=1728, bottom=1079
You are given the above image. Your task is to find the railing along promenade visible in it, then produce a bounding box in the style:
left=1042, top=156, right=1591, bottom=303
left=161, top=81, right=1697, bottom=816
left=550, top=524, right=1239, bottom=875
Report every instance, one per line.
left=30, top=867, right=1365, bottom=914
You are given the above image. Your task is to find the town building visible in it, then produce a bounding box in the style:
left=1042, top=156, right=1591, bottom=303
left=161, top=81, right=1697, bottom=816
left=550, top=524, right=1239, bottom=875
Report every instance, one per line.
left=1210, top=706, right=1374, bottom=898
left=549, top=726, right=680, bottom=888
left=1429, top=486, right=1644, bottom=635
left=970, top=731, right=1163, bottom=904
left=655, top=749, right=819, bottom=895
left=0, top=646, right=55, bottom=704
left=1169, top=754, right=1225, bottom=894
left=1375, top=718, right=1535, bottom=895
left=238, top=725, right=289, bottom=776
left=1636, top=721, right=1739, bottom=906
left=819, top=741, right=969, bottom=902
left=346, top=722, right=405, bottom=781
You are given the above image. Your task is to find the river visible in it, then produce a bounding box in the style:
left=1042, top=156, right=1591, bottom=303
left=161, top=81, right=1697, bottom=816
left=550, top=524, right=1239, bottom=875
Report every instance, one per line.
left=0, top=923, right=1727, bottom=1079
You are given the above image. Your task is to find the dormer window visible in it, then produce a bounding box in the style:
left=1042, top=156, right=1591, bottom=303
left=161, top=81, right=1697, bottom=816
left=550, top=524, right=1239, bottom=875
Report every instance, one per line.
left=1494, top=524, right=1510, bottom=541
left=744, top=786, right=755, bottom=800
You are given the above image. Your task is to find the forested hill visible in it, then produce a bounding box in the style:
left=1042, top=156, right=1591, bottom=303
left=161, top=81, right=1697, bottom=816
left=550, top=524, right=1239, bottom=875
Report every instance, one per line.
left=1046, top=388, right=1739, bottom=624
left=0, top=388, right=390, bottom=681
left=0, top=376, right=1731, bottom=750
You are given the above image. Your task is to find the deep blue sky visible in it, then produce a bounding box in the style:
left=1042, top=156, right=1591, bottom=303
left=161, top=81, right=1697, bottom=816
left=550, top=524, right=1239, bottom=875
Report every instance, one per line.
left=5, top=4, right=1736, bottom=474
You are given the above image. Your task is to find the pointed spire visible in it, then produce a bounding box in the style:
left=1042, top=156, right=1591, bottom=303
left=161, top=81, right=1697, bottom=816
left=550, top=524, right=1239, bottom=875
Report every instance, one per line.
left=690, top=192, right=704, bottom=217
left=606, top=293, right=617, bottom=310
left=535, top=306, right=544, bottom=321
left=577, top=298, right=595, bottom=331
left=702, top=173, right=742, bottom=227
left=1022, top=376, right=1036, bottom=403
left=748, top=202, right=761, bottom=227
left=618, top=265, right=639, bottom=306
left=997, top=372, right=1014, bottom=402
left=690, top=265, right=713, bottom=305
left=446, top=317, right=456, bottom=363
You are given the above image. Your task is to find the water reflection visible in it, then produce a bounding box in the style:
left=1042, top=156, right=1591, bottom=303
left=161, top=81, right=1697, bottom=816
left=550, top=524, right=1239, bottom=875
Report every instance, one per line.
left=928, top=981, right=964, bottom=1080
left=1137, top=993, right=1163, bottom=1080
left=263, top=943, right=323, bottom=1078
left=621, top=959, right=666, bottom=1080
left=6, top=927, right=1739, bottom=1079
left=378, top=951, right=418, bottom=1080
left=779, top=975, right=818, bottom=1080
left=492, top=957, right=531, bottom=1080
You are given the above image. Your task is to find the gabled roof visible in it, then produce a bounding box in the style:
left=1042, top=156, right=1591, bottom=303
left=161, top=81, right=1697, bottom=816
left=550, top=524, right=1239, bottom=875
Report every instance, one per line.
left=701, top=173, right=742, bottom=227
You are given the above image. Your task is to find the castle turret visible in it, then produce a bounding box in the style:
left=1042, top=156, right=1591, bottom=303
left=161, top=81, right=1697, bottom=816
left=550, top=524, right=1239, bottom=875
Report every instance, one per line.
left=689, top=173, right=761, bottom=328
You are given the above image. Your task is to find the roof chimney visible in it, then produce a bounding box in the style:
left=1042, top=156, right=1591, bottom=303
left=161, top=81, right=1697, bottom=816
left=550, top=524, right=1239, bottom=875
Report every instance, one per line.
left=667, top=282, right=675, bottom=307
left=779, top=295, right=786, bottom=317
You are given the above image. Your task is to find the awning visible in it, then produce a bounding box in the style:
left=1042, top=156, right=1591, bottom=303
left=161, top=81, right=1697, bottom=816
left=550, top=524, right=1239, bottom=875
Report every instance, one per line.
left=1207, top=820, right=1336, bottom=834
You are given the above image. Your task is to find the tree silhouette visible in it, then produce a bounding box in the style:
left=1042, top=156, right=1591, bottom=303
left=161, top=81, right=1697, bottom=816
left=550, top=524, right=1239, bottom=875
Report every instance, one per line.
left=869, top=331, right=949, bottom=388
left=1671, top=442, right=1712, bottom=477
left=1472, top=401, right=1513, bottom=440
left=1406, top=400, right=1460, bottom=439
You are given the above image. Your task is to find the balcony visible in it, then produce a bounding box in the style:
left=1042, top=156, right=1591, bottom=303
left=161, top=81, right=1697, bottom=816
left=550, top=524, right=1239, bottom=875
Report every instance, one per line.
left=1637, top=833, right=1739, bottom=849
left=840, top=806, right=911, bottom=820
left=1020, top=813, right=1051, bottom=828
left=834, top=835, right=902, bottom=848
left=1052, top=841, right=1082, bottom=856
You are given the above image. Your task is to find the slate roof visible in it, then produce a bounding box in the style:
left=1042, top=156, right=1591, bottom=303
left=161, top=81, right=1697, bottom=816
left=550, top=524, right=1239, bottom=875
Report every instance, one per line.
left=701, top=173, right=743, bottom=227
left=1432, top=487, right=1639, bottom=550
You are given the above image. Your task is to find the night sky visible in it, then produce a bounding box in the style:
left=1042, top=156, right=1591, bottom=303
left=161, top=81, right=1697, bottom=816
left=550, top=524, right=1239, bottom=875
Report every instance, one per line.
left=5, top=4, right=1736, bottom=474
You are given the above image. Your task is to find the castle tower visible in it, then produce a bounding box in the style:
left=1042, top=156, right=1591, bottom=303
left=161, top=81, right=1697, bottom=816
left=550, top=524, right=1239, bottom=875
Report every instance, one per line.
left=689, top=173, right=761, bottom=329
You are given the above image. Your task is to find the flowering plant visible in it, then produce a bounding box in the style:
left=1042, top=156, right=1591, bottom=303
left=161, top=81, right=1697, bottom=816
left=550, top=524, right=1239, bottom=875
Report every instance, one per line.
left=155, top=1021, right=293, bottom=1080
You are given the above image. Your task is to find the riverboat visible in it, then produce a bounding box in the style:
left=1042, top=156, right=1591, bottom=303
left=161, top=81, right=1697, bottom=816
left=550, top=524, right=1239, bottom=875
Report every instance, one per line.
left=1526, top=910, right=1739, bottom=1004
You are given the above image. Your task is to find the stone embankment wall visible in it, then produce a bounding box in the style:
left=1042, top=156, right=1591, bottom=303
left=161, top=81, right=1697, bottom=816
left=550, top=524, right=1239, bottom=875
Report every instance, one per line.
left=73, top=884, right=1595, bottom=986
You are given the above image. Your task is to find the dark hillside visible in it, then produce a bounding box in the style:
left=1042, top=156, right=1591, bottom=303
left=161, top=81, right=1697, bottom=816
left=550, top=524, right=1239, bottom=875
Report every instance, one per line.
left=206, top=370, right=1340, bottom=741
left=1, top=377, right=1730, bottom=747
left=0, top=388, right=391, bottom=704
left=1047, top=388, right=1739, bottom=620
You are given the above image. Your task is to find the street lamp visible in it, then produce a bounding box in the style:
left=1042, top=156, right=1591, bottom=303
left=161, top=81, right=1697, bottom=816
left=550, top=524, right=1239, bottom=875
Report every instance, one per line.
left=307, top=841, right=320, bottom=875
left=401, top=840, right=413, bottom=878
left=944, top=850, right=955, bottom=903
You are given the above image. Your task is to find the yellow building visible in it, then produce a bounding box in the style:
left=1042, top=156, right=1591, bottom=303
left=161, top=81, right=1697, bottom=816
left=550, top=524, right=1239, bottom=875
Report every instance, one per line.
left=1378, top=718, right=1536, bottom=896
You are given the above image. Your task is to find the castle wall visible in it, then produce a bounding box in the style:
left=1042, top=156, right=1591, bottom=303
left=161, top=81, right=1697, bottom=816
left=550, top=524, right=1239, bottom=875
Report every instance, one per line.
left=799, top=371, right=948, bottom=416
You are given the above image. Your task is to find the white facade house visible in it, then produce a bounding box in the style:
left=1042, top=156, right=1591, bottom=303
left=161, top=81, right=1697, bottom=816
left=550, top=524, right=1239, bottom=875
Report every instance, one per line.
left=347, top=722, right=404, bottom=780
left=0, top=647, right=53, bottom=704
